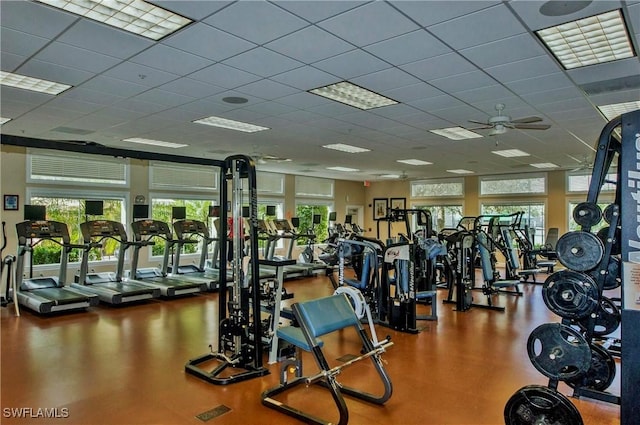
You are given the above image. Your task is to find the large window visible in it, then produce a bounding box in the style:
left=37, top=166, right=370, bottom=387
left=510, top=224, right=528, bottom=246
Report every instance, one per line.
left=481, top=203, right=545, bottom=246
left=567, top=172, right=617, bottom=193
left=295, top=176, right=334, bottom=198
left=480, top=174, right=546, bottom=195
left=150, top=161, right=217, bottom=192
left=295, top=203, right=332, bottom=244
left=411, top=178, right=464, bottom=198
left=413, top=204, right=463, bottom=232
left=28, top=194, right=125, bottom=265
left=28, top=149, right=128, bottom=186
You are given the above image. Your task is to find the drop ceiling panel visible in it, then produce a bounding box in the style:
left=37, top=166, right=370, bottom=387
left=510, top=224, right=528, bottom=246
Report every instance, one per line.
left=18, top=60, right=93, bottom=86
left=161, top=23, right=256, bottom=62
left=0, top=97, right=45, bottom=117
left=429, top=70, right=498, bottom=93
left=33, top=42, right=122, bottom=73
left=370, top=104, right=422, bottom=119
left=203, top=2, right=308, bottom=44
left=270, top=66, right=338, bottom=91
left=459, top=33, right=549, bottom=68
left=505, top=73, right=575, bottom=96
left=0, top=28, right=49, bottom=58
left=236, top=79, right=299, bottom=100
left=312, top=50, right=391, bottom=79
left=112, top=98, right=168, bottom=115
left=265, top=26, right=354, bottom=64
left=485, top=56, right=561, bottom=83
left=408, top=95, right=465, bottom=114
left=78, top=76, right=149, bottom=98
left=390, top=1, right=499, bottom=27
left=0, top=1, right=77, bottom=38
left=62, top=87, right=124, bottom=106
left=244, top=101, right=297, bottom=117
left=508, top=0, right=625, bottom=31
left=223, top=48, right=303, bottom=78
left=57, top=20, right=154, bottom=59
left=317, top=2, right=419, bottom=47
left=189, top=63, right=261, bottom=89
left=276, top=1, right=367, bottom=23
left=568, top=57, right=640, bottom=85
left=351, top=68, right=421, bottom=93
left=383, top=83, right=443, bottom=103
left=364, top=30, right=452, bottom=66
left=45, top=97, right=103, bottom=114
left=134, top=89, right=195, bottom=108
left=427, top=4, right=527, bottom=49
left=455, top=85, right=515, bottom=103
left=276, top=92, right=330, bottom=109
left=1, top=86, right=56, bottom=107
left=521, top=87, right=586, bottom=106
left=400, top=53, right=476, bottom=81
left=158, top=78, right=225, bottom=99
left=130, top=44, right=213, bottom=76
left=149, top=1, right=231, bottom=20
left=1, top=52, right=25, bottom=72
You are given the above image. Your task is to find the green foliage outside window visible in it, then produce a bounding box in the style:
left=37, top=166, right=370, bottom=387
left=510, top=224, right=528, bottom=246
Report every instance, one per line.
left=150, top=198, right=214, bottom=256
left=29, top=197, right=123, bottom=265
left=294, top=204, right=329, bottom=244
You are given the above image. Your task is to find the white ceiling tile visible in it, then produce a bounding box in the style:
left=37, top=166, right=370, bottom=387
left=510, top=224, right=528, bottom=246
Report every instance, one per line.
left=506, top=73, right=574, bottom=96
left=1, top=1, right=77, bottom=38
left=1, top=85, right=57, bottom=105
left=189, top=63, right=261, bottom=89
left=568, top=57, right=640, bottom=85
left=39, top=96, right=102, bottom=114
left=266, top=26, right=353, bottom=64
left=0, top=94, right=47, bottom=115
left=149, top=1, right=231, bottom=20
left=111, top=98, right=168, bottom=115
left=161, top=23, right=256, bottom=62
left=134, top=89, right=195, bottom=108
left=407, top=95, right=464, bottom=113
left=1, top=28, right=49, bottom=58
left=276, top=92, right=330, bottom=109
left=223, top=48, right=303, bottom=78
left=270, top=66, right=338, bottom=91
left=351, top=68, right=421, bottom=93
left=369, top=103, right=422, bottom=119
left=521, top=87, right=586, bottom=105
left=103, top=62, right=178, bottom=87
left=383, top=83, right=443, bottom=103
left=57, top=20, right=154, bottom=59
left=536, top=98, right=595, bottom=114
left=429, top=71, right=497, bottom=93
left=460, top=33, right=548, bottom=68
left=130, top=45, right=213, bottom=75
left=1, top=52, right=26, bottom=72
left=62, top=87, right=124, bottom=105
left=203, top=2, right=308, bottom=44
left=79, top=76, right=149, bottom=98
left=364, top=29, right=452, bottom=65
left=455, top=85, right=514, bottom=103
left=390, top=1, right=499, bottom=27
left=33, top=42, right=121, bottom=73
left=312, top=49, right=391, bottom=79
left=318, top=2, right=419, bottom=47
left=242, top=101, right=297, bottom=117
left=308, top=102, right=360, bottom=118
left=158, top=78, right=225, bottom=99
left=428, top=4, right=527, bottom=49
left=485, top=56, right=561, bottom=83
left=278, top=110, right=325, bottom=123
left=165, top=100, right=234, bottom=117
left=236, top=79, right=300, bottom=100
left=17, top=59, right=93, bottom=86
left=275, top=1, right=366, bottom=23
left=401, top=53, right=476, bottom=81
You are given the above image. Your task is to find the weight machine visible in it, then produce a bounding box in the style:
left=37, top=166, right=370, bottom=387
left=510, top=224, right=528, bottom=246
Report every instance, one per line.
left=185, top=155, right=270, bottom=385
left=505, top=109, right=639, bottom=424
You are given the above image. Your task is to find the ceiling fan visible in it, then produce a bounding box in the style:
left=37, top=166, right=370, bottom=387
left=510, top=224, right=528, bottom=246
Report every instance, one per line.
left=250, top=151, right=291, bottom=165
left=468, top=103, right=551, bottom=136
left=567, top=154, right=593, bottom=172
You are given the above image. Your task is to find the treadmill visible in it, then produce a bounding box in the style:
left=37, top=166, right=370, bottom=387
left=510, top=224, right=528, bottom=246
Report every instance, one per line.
left=173, top=219, right=275, bottom=290
left=14, top=220, right=99, bottom=314
left=278, top=218, right=327, bottom=277
left=270, top=219, right=318, bottom=278
left=71, top=220, right=160, bottom=304
left=129, top=219, right=207, bottom=297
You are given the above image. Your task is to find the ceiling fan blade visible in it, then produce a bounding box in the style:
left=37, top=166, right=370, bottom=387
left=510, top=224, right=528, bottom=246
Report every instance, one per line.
left=511, top=116, right=543, bottom=124
left=466, top=124, right=493, bottom=130
left=468, top=119, right=489, bottom=125
left=513, top=123, right=551, bottom=130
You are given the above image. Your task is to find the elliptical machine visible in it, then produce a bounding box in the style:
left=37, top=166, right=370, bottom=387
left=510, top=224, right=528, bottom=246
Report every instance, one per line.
left=1, top=221, right=18, bottom=315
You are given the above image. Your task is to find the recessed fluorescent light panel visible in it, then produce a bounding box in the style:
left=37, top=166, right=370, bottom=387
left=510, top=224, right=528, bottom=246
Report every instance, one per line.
left=193, top=116, right=269, bottom=133
left=397, top=159, right=433, bottom=166
left=492, top=149, right=530, bottom=158
left=530, top=162, right=559, bottom=169
left=327, top=166, right=359, bottom=172
left=0, top=71, right=72, bottom=95
left=379, top=174, right=400, bottom=179
left=0, top=117, right=11, bottom=125
left=322, top=143, right=371, bottom=153
left=536, top=10, right=635, bottom=70
left=447, top=169, right=474, bottom=174
left=123, top=137, right=188, bottom=148
left=309, top=81, right=398, bottom=110
left=429, top=127, right=483, bottom=140
left=597, top=101, right=640, bottom=120
left=36, top=0, right=192, bottom=40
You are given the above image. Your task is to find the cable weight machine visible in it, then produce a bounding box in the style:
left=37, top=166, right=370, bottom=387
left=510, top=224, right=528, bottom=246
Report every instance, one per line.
left=185, top=155, right=269, bottom=385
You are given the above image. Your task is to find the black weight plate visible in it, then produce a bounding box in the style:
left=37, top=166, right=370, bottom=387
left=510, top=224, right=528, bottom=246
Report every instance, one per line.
left=566, top=344, right=616, bottom=392
left=590, top=256, right=622, bottom=290
left=578, top=297, right=621, bottom=337
left=602, top=204, right=618, bottom=225
left=527, top=323, right=591, bottom=381
left=556, top=231, right=604, bottom=272
left=504, top=385, right=583, bottom=425
left=596, top=226, right=621, bottom=256
left=542, top=270, right=599, bottom=319
left=573, top=202, right=602, bottom=227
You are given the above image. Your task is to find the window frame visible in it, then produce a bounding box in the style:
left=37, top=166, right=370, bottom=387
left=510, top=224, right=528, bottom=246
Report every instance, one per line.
left=479, top=172, right=547, bottom=196
left=411, top=177, right=464, bottom=199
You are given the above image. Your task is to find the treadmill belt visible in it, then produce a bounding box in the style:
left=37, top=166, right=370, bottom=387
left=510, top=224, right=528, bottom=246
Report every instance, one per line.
left=31, top=288, right=90, bottom=305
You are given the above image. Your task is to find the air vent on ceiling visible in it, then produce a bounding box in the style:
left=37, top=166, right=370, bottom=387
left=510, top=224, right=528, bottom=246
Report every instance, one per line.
left=52, top=126, right=94, bottom=135
left=580, top=75, right=640, bottom=95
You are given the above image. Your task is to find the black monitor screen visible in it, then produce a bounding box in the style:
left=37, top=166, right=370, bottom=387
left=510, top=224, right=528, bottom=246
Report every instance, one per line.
left=24, top=205, right=46, bottom=221
left=313, top=214, right=321, bottom=225
left=133, top=204, right=149, bottom=219
left=329, top=211, right=337, bottom=221
left=172, top=206, right=186, bottom=220
left=345, top=214, right=352, bottom=224
left=242, top=206, right=250, bottom=218
left=266, top=205, right=276, bottom=216
left=85, top=200, right=103, bottom=216
left=291, top=217, right=300, bottom=228
left=209, top=205, right=220, bottom=217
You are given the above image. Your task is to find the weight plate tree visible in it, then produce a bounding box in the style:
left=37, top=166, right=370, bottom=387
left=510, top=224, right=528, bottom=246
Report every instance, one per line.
left=504, top=385, right=583, bottom=425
